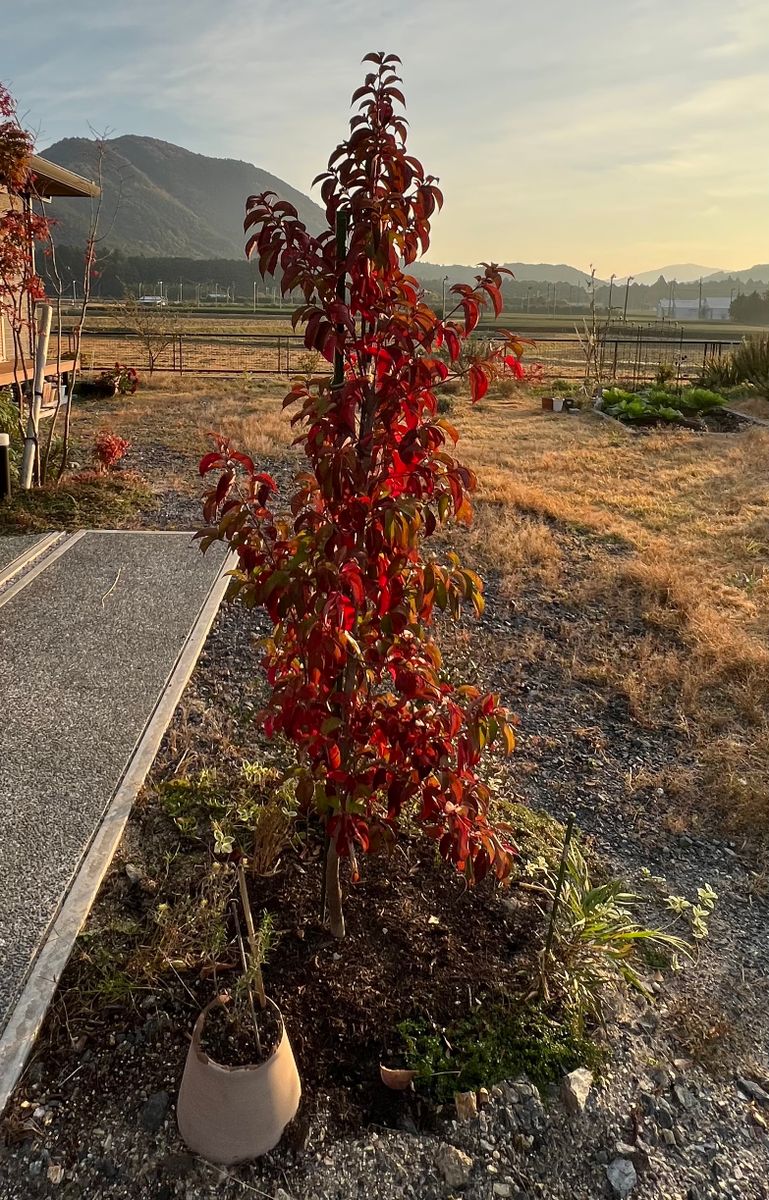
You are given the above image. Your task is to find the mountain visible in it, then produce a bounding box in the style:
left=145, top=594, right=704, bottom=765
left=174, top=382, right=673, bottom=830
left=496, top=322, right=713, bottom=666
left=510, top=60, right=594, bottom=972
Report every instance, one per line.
left=704, top=265, right=769, bottom=285
left=40, top=135, right=327, bottom=258
left=627, top=264, right=722, bottom=285
left=410, top=261, right=600, bottom=286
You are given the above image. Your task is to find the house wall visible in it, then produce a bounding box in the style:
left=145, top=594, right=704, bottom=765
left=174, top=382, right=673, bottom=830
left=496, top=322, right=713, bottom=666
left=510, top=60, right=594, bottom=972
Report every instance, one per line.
left=0, top=187, right=35, bottom=377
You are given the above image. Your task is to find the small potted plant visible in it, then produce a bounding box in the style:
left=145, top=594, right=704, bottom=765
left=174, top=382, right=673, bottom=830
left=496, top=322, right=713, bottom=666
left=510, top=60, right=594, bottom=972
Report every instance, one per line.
left=176, top=865, right=301, bottom=1163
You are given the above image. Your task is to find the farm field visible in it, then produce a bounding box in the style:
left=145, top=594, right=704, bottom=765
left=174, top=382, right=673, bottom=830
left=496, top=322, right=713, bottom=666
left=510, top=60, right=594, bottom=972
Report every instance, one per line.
left=65, top=304, right=769, bottom=341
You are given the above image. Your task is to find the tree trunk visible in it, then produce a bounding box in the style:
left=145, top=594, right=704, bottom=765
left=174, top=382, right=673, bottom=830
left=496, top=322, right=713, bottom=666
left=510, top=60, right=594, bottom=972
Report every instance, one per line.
left=324, top=840, right=345, bottom=939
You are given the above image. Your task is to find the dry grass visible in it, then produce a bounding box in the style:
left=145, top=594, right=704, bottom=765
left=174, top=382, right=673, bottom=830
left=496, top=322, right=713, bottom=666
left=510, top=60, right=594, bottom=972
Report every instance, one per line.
left=81, top=378, right=769, bottom=838
left=73, top=374, right=296, bottom=492
left=453, top=385, right=769, bottom=837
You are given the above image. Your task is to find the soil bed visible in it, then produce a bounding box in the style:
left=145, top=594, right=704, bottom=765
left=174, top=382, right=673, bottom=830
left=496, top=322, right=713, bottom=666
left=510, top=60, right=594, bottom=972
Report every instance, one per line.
left=199, top=1000, right=282, bottom=1069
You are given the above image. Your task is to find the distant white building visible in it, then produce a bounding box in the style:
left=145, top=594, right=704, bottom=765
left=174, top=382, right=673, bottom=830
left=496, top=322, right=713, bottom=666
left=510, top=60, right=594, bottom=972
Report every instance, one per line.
left=656, top=297, right=732, bottom=321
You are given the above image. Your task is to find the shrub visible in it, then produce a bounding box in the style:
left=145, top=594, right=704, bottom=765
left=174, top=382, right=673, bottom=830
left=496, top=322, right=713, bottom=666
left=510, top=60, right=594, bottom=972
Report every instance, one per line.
left=529, top=842, right=689, bottom=1029
left=198, top=53, right=527, bottom=939
left=698, top=335, right=769, bottom=398
left=732, top=334, right=769, bottom=398
left=699, top=353, right=743, bottom=390
left=92, top=430, right=131, bottom=471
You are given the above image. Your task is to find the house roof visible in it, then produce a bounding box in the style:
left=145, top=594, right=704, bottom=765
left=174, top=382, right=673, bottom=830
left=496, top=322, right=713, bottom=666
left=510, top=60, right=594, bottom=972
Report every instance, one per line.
left=26, top=154, right=100, bottom=199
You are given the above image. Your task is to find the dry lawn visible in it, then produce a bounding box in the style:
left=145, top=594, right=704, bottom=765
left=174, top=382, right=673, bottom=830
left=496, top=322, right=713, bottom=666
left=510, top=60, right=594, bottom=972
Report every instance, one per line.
left=78, top=377, right=769, bottom=839
left=453, top=388, right=769, bottom=839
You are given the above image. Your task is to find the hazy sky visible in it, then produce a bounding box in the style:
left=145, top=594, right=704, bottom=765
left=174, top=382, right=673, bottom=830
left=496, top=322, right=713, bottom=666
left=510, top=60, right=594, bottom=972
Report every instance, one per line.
left=5, top=0, right=768, bottom=275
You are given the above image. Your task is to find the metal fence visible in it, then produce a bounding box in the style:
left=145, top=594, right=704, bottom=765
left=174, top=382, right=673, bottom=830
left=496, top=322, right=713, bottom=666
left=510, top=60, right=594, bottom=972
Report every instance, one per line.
left=78, top=328, right=742, bottom=386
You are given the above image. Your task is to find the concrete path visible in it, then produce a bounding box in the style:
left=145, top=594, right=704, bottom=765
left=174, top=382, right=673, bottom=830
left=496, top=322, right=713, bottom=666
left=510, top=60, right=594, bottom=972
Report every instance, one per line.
left=0, top=531, right=228, bottom=1108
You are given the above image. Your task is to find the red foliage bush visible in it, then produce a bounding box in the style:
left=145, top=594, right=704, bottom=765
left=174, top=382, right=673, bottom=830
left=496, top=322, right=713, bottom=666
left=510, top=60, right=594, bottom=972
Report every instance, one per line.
left=199, top=53, right=529, bottom=937
left=92, top=430, right=130, bottom=471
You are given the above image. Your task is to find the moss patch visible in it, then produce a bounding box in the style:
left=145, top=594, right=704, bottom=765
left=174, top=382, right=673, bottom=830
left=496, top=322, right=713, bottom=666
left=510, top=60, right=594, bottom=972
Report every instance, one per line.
left=397, top=1001, right=603, bottom=1102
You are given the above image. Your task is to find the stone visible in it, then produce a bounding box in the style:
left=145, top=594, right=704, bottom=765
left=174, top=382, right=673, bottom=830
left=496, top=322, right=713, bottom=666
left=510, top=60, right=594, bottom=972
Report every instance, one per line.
left=674, top=1084, right=696, bottom=1110
left=140, top=1089, right=170, bottom=1132
left=661, top=1129, right=677, bottom=1147
left=454, top=1090, right=478, bottom=1122
left=435, top=1144, right=474, bottom=1189
left=493, top=1186, right=512, bottom=1198
left=736, top=1077, right=769, bottom=1106
left=47, top=1163, right=65, bottom=1185
left=478, top=1086, right=491, bottom=1108
left=615, top=1141, right=651, bottom=1174
left=560, top=1068, right=593, bottom=1116
left=606, top=1158, right=638, bottom=1196
left=655, top=1104, right=674, bottom=1131
left=125, top=862, right=143, bottom=884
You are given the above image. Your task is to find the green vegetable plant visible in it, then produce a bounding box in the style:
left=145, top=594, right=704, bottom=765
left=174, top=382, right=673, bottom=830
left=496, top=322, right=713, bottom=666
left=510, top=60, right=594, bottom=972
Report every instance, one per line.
left=602, top=385, right=725, bottom=426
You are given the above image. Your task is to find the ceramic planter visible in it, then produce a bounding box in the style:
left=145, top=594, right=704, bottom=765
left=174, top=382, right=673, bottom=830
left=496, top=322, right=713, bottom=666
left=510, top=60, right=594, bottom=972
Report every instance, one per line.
left=177, top=997, right=301, bottom=1164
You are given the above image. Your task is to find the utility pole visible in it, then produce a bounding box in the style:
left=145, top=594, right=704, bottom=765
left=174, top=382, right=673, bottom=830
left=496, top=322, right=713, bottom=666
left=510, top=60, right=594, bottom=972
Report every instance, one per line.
left=698, top=277, right=703, bottom=319
left=442, top=275, right=449, bottom=321
left=607, top=273, right=616, bottom=319
left=623, top=276, right=634, bottom=321
left=253, top=281, right=257, bottom=312
left=669, top=280, right=675, bottom=320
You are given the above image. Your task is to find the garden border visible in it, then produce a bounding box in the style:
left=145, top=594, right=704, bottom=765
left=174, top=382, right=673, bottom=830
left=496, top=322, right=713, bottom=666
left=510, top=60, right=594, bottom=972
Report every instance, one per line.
left=0, top=544, right=234, bottom=1115
left=0, top=532, right=66, bottom=592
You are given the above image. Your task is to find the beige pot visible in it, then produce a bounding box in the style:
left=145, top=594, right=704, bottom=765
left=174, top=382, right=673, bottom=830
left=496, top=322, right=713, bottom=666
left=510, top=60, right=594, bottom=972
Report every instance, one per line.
left=177, top=997, right=301, bottom=1164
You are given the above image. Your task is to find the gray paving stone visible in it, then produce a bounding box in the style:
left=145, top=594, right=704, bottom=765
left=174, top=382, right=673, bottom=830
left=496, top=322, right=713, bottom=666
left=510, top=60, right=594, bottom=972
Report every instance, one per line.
left=0, top=531, right=224, bottom=1032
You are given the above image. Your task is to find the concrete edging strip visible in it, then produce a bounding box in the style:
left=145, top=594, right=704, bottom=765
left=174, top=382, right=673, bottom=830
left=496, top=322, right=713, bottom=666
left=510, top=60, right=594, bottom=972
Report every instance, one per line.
left=0, top=532, right=85, bottom=610
left=0, top=532, right=68, bottom=593
left=0, top=550, right=233, bottom=1114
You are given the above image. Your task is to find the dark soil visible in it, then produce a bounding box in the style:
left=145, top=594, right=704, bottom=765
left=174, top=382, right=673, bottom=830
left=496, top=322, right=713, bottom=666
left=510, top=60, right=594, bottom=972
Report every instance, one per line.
left=199, top=1000, right=281, bottom=1068
left=699, top=407, right=752, bottom=433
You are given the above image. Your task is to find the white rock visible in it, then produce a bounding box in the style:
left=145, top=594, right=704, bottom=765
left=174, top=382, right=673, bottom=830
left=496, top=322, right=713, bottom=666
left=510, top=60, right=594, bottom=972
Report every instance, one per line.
left=454, top=1090, right=478, bottom=1122
left=435, top=1144, right=474, bottom=1189
left=606, top=1157, right=638, bottom=1196
left=560, top=1067, right=594, bottom=1116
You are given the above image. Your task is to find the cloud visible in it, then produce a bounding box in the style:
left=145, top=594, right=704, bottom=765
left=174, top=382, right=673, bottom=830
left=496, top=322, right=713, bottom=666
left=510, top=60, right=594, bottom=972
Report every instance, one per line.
left=5, top=0, right=767, bottom=273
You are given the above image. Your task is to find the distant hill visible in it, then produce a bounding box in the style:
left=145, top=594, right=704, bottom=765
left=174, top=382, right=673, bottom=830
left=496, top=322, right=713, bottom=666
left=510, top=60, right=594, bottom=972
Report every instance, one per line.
left=626, top=264, right=722, bottom=285
left=40, top=135, right=327, bottom=258
left=410, top=261, right=600, bottom=286
left=704, top=265, right=769, bottom=285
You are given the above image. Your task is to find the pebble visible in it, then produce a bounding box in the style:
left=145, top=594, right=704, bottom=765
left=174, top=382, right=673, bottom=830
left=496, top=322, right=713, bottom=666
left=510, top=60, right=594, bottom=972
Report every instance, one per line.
left=606, top=1157, right=638, bottom=1196
left=736, top=1077, right=769, bottom=1106
left=140, top=1089, right=170, bottom=1132
left=435, top=1143, right=473, bottom=1188
left=560, top=1067, right=593, bottom=1116
left=455, top=1090, right=478, bottom=1122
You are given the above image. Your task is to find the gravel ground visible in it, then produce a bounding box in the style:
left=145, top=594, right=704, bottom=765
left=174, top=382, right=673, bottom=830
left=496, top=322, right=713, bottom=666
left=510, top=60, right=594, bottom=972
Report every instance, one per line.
left=1, top=474, right=767, bottom=1199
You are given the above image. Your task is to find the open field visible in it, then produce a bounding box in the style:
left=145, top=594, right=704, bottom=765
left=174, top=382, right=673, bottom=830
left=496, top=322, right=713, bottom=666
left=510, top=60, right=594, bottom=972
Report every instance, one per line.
left=68, top=306, right=769, bottom=341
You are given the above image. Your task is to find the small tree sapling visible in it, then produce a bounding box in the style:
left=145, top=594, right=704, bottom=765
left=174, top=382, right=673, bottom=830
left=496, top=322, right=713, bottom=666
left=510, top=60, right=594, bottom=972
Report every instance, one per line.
left=199, top=53, right=529, bottom=938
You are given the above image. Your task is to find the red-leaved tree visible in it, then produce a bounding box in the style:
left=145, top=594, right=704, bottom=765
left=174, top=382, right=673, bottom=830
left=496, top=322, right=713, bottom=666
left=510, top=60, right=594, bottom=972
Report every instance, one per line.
left=199, top=52, right=529, bottom=938
left=0, top=83, right=50, bottom=394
